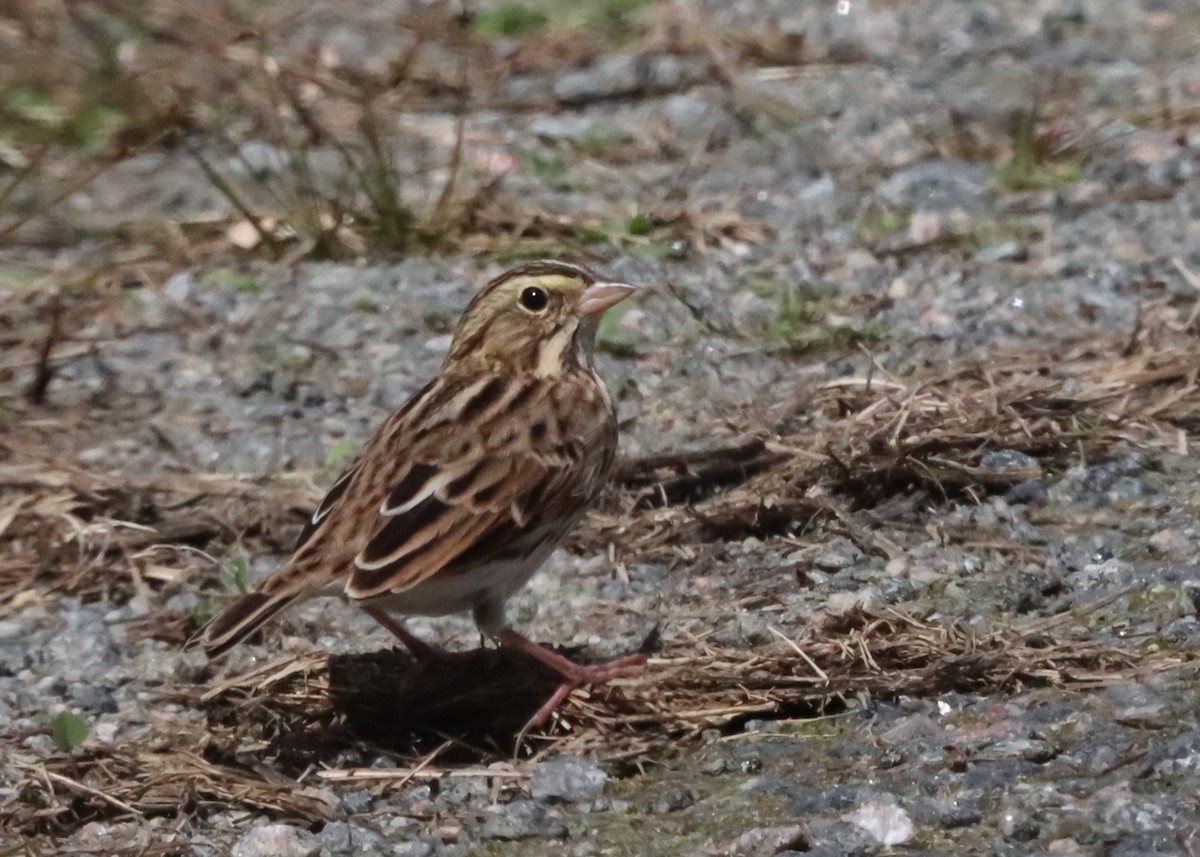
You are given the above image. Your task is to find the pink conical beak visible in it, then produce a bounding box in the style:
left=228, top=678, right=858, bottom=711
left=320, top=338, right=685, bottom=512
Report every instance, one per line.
left=578, top=282, right=636, bottom=317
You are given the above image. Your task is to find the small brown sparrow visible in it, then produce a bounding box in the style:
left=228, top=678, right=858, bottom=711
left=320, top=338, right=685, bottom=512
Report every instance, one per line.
left=195, top=260, right=641, bottom=725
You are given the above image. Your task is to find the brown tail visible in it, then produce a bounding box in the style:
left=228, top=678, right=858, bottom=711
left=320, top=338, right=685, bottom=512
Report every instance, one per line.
left=190, top=590, right=300, bottom=658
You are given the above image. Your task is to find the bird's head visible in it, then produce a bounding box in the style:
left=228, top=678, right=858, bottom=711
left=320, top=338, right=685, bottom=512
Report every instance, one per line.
left=446, top=260, right=635, bottom=376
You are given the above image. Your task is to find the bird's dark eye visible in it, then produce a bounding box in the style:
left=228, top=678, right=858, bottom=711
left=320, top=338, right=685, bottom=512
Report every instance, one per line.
left=519, top=286, right=549, bottom=312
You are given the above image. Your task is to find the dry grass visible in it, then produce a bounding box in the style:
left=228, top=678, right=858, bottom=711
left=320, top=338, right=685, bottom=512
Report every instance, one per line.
left=1, top=321, right=1196, bottom=616
left=0, top=444, right=319, bottom=620
left=1, top=320, right=1198, bottom=836
left=4, top=604, right=1193, bottom=836
left=197, top=604, right=1190, bottom=758
left=4, top=324, right=1195, bottom=619
left=587, top=328, right=1199, bottom=558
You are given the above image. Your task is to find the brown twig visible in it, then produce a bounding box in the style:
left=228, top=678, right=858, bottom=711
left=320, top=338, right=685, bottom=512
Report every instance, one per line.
left=24, top=293, right=64, bottom=405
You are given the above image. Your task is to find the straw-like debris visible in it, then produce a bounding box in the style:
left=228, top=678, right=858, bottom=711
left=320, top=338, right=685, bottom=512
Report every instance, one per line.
left=3, top=332, right=1195, bottom=612
left=3, top=734, right=336, bottom=836
left=1, top=330, right=1197, bottom=835
left=0, top=445, right=320, bottom=616
left=4, top=604, right=1193, bottom=835
left=582, top=335, right=1200, bottom=557
left=192, top=606, right=1192, bottom=764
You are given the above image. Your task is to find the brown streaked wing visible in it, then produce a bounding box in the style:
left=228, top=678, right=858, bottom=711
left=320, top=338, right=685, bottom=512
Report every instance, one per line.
left=344, top=375, right=598, bottom=601
left=290, top=378, right=440, bottom=558
left=454, top=461, right=581, bottom=568
left=293, top=466, right=354, bottom=552
left=345, top=455, right=563, bottom=599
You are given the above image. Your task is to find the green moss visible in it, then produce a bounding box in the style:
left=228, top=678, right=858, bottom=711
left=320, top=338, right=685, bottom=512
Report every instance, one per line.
left=852, top=209, right=911, bottom=243
left=626, top=213, right=654, bottom=236
left=573, top=128, right=620, bottom=156
left=202, top=268, right=262, bottom=294
left=751, top=277, right=887, bottom=355
left=520, top=150, right=571, bottom=189
left=473, top=3, right=549, bottom=37
left=422, top=306, right=458, bottom=330
left=325, top=439, right=356, bottom=468
left=220, top=555, right=250, bottom=593
left=990, top=158, right=1080, bottom=193
left=190, top=600, right=216, bottom=629
left=351, top=296, right=381, bottom=314
left=50, top=711, right=91, bottom=751
left=2, top=86, right=130, bottom=153
left=989, top=107, right=1082, bottom=193
left=595, top=300, right=639, bottom=356
left=569, top=222, right=611, bottom=244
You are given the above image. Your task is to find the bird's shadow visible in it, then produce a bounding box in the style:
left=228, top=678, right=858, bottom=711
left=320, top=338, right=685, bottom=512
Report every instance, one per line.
left=267, top=646, right=567, bottom=767
left=330, top=646, right=565, bottom=740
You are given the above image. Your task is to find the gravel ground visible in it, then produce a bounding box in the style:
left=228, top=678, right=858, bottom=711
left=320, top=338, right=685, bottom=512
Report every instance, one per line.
left=3, top=0, right=1200, bottom=854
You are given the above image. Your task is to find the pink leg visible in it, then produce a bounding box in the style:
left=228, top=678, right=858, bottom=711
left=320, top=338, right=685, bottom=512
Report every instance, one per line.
left=498, top=628, right=645, bottom=728
left=362, top=606, right=454, bottom=663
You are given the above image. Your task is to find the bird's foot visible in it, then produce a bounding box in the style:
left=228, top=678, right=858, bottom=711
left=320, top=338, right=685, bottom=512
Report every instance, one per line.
left=498, top=628, right=645, bottom=731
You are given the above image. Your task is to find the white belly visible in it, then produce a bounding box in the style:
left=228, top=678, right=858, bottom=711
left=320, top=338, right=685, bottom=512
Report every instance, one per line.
left=352, top=541, right=556, bottom=618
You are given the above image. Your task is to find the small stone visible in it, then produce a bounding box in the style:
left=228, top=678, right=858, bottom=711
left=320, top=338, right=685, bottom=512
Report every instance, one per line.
left=554, top=55, right=638, bottom=103
left=423, top=334, right=452, bottom=354
left=686, top=825, right=806, bottom=857
left=988, top=738, right=1056, bottom=764
left=845, top=801, right=915, bottom=846
left=811, top=538, right=864, bottom=571
left=999, top=808, right=1040, bottom=842
left=530, top=756, right=607, bottom=803
left=1006, top=479, right=1049, bottom=506
left=528, top=115, right=601, bottom=142
left=876, top=160, right=989, bottom=212
left=46, top=607, right=118, bottom=683
left=1147, top=529, right=1192, bottom=560
left=163, top=271, right=194, bottom=304
left=338, top=790, right=374, bottom=814
left=729, top=290, right=776, bottom=334
left=979, top=450, right=1040, bottom=474
left=316, top=821, right=384, bottom=854
left=231, top=824, right=319, bottom=857
left=23, top=734, right=56, bottom=755
left=1184, top=582, right=1200, bottom=618
left=973, top=241, right=1028, bottom=263
left=649, top=787, right=694, bottom=814
left=479, top=800, right=567, bottom=841
left=1147, top=153, right=1195, bottom=186
left=68, top=683, right=118, bottom=714
left=660, top=93, right=736, bottom=147
left=238, top=141, right=288, bottom=177
left=391, top=843, right=434, bottom=857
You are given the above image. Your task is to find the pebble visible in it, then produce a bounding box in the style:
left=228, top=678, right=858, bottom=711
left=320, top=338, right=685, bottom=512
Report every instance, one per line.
left=316, top=821, right=386, bottom=854
left=845, top=801, right=915, bottom=846
left=649, top=786, right=695, bottom=814
left=479, top=800, right=568, bottom=841
left=231, top=824, right=319, bottom=857
left=1006, top=479, right=1049, bottom=506
left=973, top=240, right=1029, bottom=263
left=875, top=160, right=989, bottom=212
left=811, top=538, right=864, bottom=571
left=1147, top=528, right=1193, bottom=560
left=979, top=449, right=1040, bottom=474
left=686, top=825, right=807, bottom=857
left=531, top=755, right=608, bottom=803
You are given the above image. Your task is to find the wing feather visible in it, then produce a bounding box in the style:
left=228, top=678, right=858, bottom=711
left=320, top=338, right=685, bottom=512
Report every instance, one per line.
left=293, top=466, right=354, bottom=552
left=345, top=389, right=585, bottom=599
left=283, top=372, right=605, bottom=603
